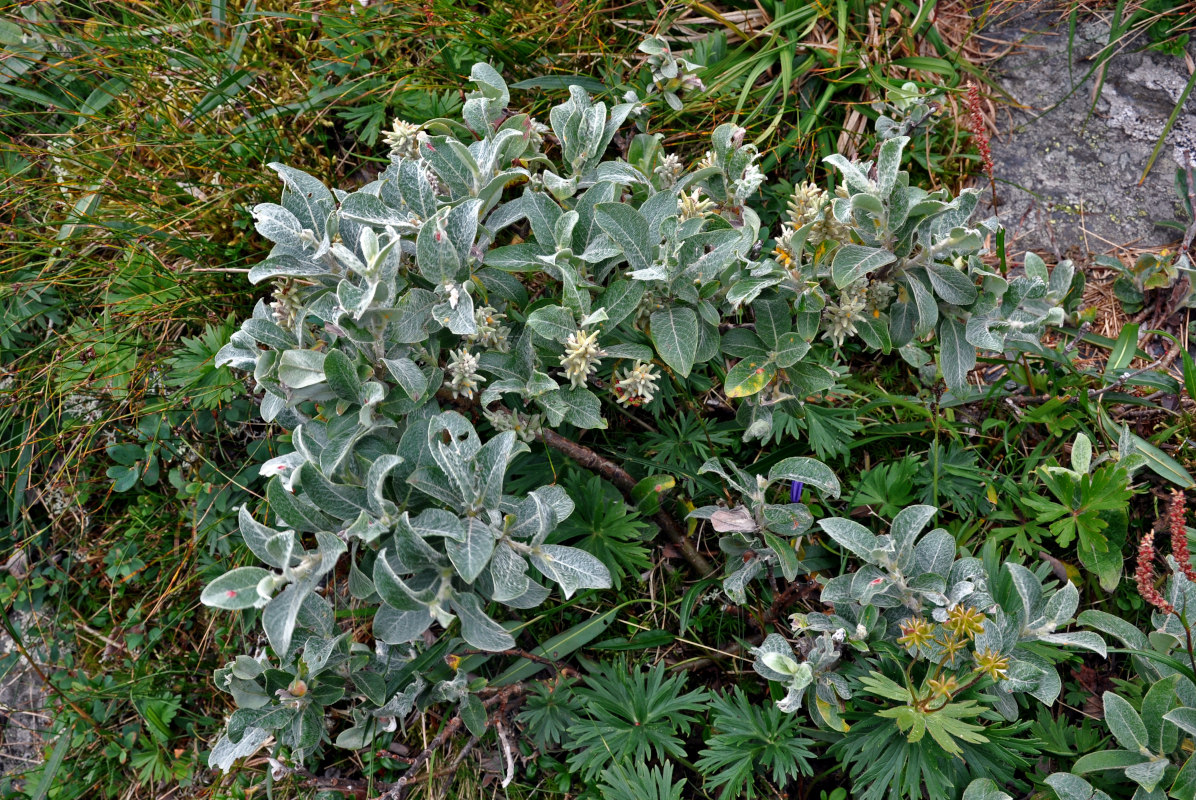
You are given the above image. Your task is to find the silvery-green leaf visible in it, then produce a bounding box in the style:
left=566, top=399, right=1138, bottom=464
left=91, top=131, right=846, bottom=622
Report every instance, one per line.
left=238, top=506, right=293, bottom=569
left=475, top=432, right=519, bottom=509
left=252, top=202, right=303, bottom=246
left=267, top=477, right=336, bottom=533
left=526, top=305, right=575, bottom=344
left=268, top=163, right=334, bottom=238
left=209, top=727, right=271, bottom=771
left=408, top=508, right=465, bottom=542
left=927, top=261, right=978, bottom=305
left=875, top=136, right=908, bottom=197
left=416, top=209, right=462, bottom=284
left=890, top=505, right=937, bottom=553
left=1024, top=251, right=1049, bottom=284
left=913, top=528, right=955, bottom=578
left=538, top=387, right=606, bottom=430
left=422, top=136, right=479, bottom=196
left=247, top=254, right=330, bottom=285
left=649, top=306, right=698, bottom=377
left=750, top=633, right=798, bottom=682
left=374, top=605, right=434, bottom=644
left=202, top=567, right=272, bottom=610
left=830, top=244, right=895, bottom=289
left=365, top=454, right=402, bottom=517
left=431, top=287, right=475, bottom=335
left=1072, top=433, right=1093, bottom=475
left=1044, top=581, right=1079, bottom=627
left=446, top=518, right=497, bottom=583
left=768, top=458, right=840, bottom=499
left=1103, top=692, right=1148, bottom=751
left=524, top=190, right=562, bottom=248
left=372, top=549, right=430, bottom=612
left=323, top=349, right=362, bottom=404
left=937, top=316, right=974, bottom=391
left=450, top=592, right=515, bottom=651
left=261, top=580, right=313, bottom=656
left=1124, top=759, right=1167, bottom=793
left=278, top=350, right=327, bottom=389
left=1043, top=773, right=1114, bottom=800
left=1040, top=631, right=1106, bottom=657
left=603, top=343, right=653, bottom=361
left=907, top=273, right=938, bottom=336
left=709, top=506, right=756, bottom=533
left=1006, top=562, right=1043, bottom=619
left=507, top=491, right=557, bottom=543
left=530, top=544, right=611, bottom=597
left=760, top=651, right=802, bottom=676
left=488, top=542, right=531, bottom=602
left=961, top=778, right=1012, bottom=800
left=384, top=357, right=429, bottom=402
left=296, top=462, right=367, bottom=519
left=723, top=558, right=763, bottom=604
left=595, top=203, right=652, bottom=274
left=966, top=316, right=1005, bottom=351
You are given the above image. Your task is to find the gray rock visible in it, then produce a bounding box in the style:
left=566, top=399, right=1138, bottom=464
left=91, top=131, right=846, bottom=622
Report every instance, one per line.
left=979, top=5, right=1195, bottom=256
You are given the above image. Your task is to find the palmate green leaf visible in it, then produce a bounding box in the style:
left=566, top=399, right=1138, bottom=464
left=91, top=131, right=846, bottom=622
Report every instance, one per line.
left=695, top=687, right=814, bottom=800
left=649, top=306, right=698, bottom=378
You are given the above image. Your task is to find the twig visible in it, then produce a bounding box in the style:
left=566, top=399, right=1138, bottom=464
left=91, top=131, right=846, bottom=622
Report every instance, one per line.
left=373, top=684, right=525, bottom=800
left=538, top=427, right=714, bottom=576
left=457, top=648, right=580, bottom=677
left=1091, top=341, right=1183, bottom=399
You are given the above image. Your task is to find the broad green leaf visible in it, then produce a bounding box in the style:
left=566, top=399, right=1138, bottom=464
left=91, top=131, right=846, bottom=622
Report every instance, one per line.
left=278, top=350, right=327, bottom=389
left=450, top=592, right=515, bottom=651
left=649, top=306, right=699, bottom=378
left=768, top=458, right=841, bottom=498
left=446, top=518, right=497, bottom=583
left=724, top=357, right=775, bottom=398
left=774, top=332, right=810, bottom=368
left=594, top=203, right=653, bottom=274
left=1072, top=749, right=1149, bottom=773
left=530, top=544, right=611, bottom=597
left=201, top=567, right=271, bottom=610
left=831, top=244, right=895, bottom=289
left=818, top=517, right=879, bottom=558
left=1103, top=692, right=1148, bottom=751
left=937, top=317, right=975, bottom=391
left=323, top=349, right=361, bottom=404
left=374, top=606, right=433, bottom=644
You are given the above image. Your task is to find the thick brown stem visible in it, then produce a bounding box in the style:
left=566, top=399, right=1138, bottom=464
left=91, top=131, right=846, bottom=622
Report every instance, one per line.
left=538, top=427, right=714, bottom=576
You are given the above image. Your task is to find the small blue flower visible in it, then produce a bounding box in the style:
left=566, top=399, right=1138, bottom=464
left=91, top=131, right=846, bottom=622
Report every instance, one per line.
left=790, top=480, right=804, bottom=503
